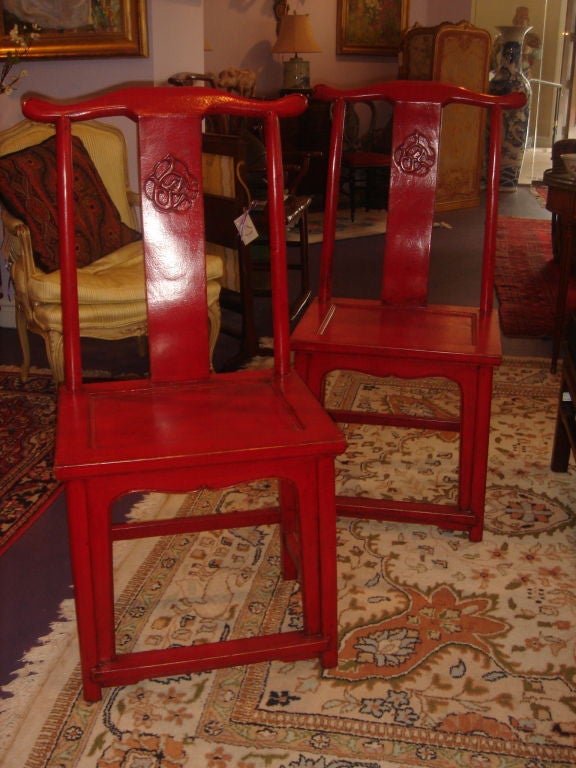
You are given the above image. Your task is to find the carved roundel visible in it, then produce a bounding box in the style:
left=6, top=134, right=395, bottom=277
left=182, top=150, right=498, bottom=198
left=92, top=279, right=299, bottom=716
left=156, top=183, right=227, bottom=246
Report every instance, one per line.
left=145, top=154, right=199, bottom=212
left=393, top=132, right=436, bottom=176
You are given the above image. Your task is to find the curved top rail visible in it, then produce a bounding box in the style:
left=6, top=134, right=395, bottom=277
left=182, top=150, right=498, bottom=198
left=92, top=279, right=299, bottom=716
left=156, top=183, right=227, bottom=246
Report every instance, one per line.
left=314, top=80, right=526, bottom=110
left=22, top=86, right=308, bottom=123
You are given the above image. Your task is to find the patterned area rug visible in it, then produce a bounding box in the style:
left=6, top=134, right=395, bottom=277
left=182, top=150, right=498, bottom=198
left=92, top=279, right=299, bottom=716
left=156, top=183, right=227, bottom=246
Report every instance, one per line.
left=0, top=366, right=60, bottom=555
left=2, top=358, right=576, bottom=768
left=495, top=216, right=576, bottom=337
left=287, top=208, right=387, bottom=244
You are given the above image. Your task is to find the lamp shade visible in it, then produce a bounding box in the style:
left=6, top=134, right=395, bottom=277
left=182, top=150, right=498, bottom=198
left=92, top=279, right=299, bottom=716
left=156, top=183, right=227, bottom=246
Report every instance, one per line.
left=272, top=13, right=321, bottom=55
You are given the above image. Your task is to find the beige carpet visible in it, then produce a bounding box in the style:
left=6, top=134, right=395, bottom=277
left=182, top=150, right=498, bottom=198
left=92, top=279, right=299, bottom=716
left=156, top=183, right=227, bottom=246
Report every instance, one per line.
left=2, top=358, right=575, bottom=768
left=287, top=208, right=387, bottom=244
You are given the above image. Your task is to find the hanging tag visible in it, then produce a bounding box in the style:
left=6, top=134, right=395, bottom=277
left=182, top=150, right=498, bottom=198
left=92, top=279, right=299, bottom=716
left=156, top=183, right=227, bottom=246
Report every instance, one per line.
left=234, top=210, right=259, bottom=245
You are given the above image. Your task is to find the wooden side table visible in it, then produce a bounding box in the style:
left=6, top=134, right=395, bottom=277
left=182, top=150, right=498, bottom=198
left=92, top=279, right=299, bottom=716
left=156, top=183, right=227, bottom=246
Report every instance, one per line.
left=551, top=313, right=576, bottom=471
left=542, top=169, right=576, bottom=372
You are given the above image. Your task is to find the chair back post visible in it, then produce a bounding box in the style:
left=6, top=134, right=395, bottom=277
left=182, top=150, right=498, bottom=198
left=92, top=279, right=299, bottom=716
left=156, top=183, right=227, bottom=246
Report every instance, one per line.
left=262, top=110, right=291, bottom=376
left=479, top=103, right=503, bottom=316
left=56, top=117, right=84, bottom=391
left=318, top=97, right=346, bottom=307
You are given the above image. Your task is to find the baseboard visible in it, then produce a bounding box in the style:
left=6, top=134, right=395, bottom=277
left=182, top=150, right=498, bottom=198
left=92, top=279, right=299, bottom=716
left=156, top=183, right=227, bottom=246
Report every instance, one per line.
left=0, top=301, right=16, bottom=328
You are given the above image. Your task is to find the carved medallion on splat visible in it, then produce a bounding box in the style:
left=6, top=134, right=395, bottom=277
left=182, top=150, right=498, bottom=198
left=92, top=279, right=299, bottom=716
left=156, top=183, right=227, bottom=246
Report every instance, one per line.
left=145, top=154, right=199, bottom=212
left=393, top=132, right=436, bottom=176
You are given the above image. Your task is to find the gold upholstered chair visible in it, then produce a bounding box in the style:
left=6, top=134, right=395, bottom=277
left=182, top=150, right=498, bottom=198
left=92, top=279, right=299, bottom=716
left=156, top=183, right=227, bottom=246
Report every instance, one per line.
left=0, top=119, right=224, bottom=382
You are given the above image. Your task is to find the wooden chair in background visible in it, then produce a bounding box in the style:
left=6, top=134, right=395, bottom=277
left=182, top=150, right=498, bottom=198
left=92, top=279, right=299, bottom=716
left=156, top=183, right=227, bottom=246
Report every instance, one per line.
left=340, top=99, right=391, bottom=221
left=23, top=87, right=345, bottom=701
left=291, top=81, right=525, bottom=542
left=203, top=129, right=313, bottom=364
left=202, top=131, right=259, bottom=362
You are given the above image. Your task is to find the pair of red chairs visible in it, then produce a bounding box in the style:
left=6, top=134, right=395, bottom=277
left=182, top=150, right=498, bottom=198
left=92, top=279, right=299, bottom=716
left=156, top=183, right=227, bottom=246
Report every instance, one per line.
left=25, top=82, right=522, bottom=701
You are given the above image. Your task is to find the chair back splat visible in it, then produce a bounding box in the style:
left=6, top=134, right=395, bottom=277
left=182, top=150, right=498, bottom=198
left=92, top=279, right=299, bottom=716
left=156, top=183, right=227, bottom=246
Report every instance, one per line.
left=292, top=80, right=525, bottom=543
left=23, top=88, right=345, bottom=701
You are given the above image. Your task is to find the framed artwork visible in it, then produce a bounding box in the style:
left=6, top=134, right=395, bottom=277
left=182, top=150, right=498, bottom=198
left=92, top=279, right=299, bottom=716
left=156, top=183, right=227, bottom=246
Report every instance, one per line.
left=337, top=0, right=409, bottom=56
left=0, top=0, right=148, bottom=59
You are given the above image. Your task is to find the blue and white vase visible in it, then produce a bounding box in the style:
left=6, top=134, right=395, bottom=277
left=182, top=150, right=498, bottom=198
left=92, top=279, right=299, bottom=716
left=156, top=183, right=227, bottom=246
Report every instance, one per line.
left=489, top=25, right=532, bottom=191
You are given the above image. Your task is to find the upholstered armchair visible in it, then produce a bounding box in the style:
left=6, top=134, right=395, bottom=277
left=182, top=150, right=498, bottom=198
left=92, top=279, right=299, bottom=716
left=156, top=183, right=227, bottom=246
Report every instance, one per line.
left=0, top=120, right=224, bottom=382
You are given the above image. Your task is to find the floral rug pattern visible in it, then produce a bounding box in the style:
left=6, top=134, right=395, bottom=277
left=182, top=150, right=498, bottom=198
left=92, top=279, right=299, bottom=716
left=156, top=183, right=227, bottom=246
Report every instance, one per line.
left=2, top=358, right=576, bottom=768
left=0, top=366, right=59, bottom=554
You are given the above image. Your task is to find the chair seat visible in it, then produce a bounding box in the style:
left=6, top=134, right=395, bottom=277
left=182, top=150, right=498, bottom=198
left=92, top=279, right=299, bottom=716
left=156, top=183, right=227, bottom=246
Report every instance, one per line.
left=28, top=242, right=224, bottom=305
left=55, top=369, right=345, bottom=478
left=27, top=243, right=223, bottom=334
left=292, top=298, right=502, bottom=362
left=28, top=242, right=145, bottom=304
left=34, top=298, right=149, bottom=333
left=343, top=151, right=391, bottom=167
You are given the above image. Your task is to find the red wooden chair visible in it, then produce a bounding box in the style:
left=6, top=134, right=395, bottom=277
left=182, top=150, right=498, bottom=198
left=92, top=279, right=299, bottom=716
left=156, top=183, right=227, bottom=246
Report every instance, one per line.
left=291, top=81, right=525, bottom=542
left=23, top=87, right=345, bottom=702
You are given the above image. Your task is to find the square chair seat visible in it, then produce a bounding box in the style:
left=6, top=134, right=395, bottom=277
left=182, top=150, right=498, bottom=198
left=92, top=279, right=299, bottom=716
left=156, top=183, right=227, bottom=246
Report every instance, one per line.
left=291, top=298, right=502, bottom=364
left=55, top=369, right=346, bottom=479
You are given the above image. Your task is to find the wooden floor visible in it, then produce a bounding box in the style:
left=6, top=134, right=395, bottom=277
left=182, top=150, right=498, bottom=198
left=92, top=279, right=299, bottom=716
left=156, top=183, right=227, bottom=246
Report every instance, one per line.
left=0, top=186, right=554, bottom=693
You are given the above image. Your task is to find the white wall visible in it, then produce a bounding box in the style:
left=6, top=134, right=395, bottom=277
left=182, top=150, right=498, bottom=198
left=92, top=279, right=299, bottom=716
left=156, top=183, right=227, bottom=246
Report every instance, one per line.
left=409, top=0, right=473, bottom=27
left=204, top=0, right=402, bottom=96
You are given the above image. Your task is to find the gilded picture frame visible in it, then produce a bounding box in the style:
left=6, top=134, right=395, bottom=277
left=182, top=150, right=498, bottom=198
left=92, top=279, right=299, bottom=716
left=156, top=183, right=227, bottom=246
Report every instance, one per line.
left=337, top=0, right=409, bottom=56
left=0, top=0, right=148, bottom=59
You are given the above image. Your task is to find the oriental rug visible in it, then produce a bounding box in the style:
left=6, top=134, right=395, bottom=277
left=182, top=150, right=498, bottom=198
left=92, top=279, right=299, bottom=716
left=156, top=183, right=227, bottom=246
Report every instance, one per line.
left=494, top=216, right=576, bottom=338
left=2, top=358, right=576, bottom=768
left=0, top=366, right=60, bottom=555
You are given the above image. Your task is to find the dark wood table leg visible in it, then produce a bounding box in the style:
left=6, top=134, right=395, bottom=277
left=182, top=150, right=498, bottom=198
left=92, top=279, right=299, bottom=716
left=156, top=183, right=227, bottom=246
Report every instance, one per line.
left=551, top=352, right=576, bottom=470
left=551, top=219, right=574, bottom=374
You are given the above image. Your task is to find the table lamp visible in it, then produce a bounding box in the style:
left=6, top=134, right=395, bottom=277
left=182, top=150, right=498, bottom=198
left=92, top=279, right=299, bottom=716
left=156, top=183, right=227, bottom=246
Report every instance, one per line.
left=272, top=12, right=321, bottom=91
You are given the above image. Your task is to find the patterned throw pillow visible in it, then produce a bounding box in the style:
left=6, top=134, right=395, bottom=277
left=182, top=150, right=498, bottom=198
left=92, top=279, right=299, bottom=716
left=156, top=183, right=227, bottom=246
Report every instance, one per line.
left=0, top=134, right=141, bottom=273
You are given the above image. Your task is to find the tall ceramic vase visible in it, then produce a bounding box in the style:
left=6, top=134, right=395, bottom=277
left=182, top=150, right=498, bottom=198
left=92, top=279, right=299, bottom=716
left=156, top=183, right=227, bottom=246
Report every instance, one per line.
left=489, top=26, right=532, bottom=191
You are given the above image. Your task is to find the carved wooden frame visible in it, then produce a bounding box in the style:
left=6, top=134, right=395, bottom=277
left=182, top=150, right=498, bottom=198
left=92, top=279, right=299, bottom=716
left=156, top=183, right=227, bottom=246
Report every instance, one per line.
left=337, top=0, right=409, bottom=56
left=0, top=0, right=148, bottom=59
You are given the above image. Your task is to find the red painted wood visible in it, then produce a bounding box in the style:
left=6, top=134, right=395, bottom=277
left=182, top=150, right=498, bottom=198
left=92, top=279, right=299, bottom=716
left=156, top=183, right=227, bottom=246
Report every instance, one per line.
left=23, top=87, right=345, bottom=701
left=292, top=81, right=525, bottom=543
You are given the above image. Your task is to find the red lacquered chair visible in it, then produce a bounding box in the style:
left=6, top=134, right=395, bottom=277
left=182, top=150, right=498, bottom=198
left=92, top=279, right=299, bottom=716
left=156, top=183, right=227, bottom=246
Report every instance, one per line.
left=23, top=87, right=345, bottom=702
left=291, top=81, right=525, bottom=542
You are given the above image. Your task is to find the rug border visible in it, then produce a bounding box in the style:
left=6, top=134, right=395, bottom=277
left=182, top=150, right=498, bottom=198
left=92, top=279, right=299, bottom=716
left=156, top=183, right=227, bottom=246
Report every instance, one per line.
left=0, top=365, right=62, bottom=556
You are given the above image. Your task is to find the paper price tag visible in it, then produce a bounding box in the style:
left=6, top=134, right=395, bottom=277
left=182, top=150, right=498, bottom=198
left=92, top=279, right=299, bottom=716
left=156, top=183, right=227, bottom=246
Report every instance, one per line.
left=234, top=212, right=259, bottom=245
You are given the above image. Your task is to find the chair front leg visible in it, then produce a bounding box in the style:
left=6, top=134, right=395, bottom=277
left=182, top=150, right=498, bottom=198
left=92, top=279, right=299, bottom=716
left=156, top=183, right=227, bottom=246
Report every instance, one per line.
left=46, top=329, right=65, bottom=383
left=14, top=299, right=32, bottom=382
left=66, top=480, right=105, bottom=702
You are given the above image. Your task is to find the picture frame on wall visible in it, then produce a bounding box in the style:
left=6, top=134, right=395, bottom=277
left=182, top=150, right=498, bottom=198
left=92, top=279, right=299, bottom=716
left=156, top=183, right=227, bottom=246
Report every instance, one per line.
left=337, top=0, right=409, bottom=55
left=0, top=0, right=148, bottom=59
